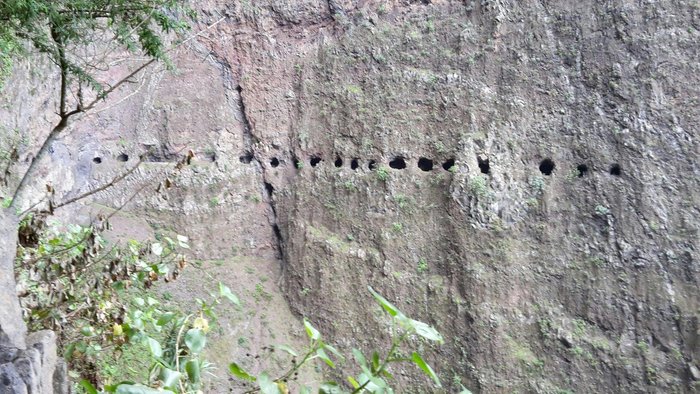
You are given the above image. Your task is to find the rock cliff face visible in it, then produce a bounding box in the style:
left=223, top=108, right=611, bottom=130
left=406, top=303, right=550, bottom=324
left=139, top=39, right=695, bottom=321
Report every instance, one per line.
left=0, top=213, right=68, bottom=394
left=1, top=0, right=698, bottom=393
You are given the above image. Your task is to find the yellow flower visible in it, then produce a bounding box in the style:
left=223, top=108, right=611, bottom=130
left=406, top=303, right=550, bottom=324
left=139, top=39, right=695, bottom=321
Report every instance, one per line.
left=112, top=323, right=123, bottom=337
left=276, top=382, right=289, bottom=394
left=193, top=316, right=209, bottom=333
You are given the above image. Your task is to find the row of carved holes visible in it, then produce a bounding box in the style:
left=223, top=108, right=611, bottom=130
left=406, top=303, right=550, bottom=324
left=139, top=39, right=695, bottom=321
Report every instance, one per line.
left=100, top=153, right=622, bottom=177
left=93, top=153, right=128, bottom=164
left=538, top=158, right=622, bottom=177
left=256, top=155, right=622, bottom=177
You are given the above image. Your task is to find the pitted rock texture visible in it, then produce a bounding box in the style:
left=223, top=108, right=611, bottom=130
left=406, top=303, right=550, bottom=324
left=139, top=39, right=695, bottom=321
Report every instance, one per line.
left=1, top=0, right=698, bottom=393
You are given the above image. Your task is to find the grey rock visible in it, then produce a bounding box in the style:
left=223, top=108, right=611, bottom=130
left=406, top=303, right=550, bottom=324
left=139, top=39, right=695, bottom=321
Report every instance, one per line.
left=0, top=212, right=25, bottom=349
left=0, top=363, right=28, bottom=394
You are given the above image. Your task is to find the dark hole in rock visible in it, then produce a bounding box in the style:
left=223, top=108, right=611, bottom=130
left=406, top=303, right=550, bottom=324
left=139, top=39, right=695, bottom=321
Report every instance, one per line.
left=239, top=152, right=253, bottom=164
left=117, top=153, right=129, bottom=162
left=93, top=157, right=102, bottom=164
left=272, top=223, right=283, bottom=242
left=478, top=157, right=490, bottom=174
left=577, top=164, right=589, bottom=177
left=539, top=158, right=555, bottom=175
left=389, top=157, right=407, bottom=169
left=270, top=157, right=280, bottom=167
left=310, top=156, right=322, bottom=167
left=351, top=158, right=359, bottom=170
left=368, top=160, right=377, bottom=170
left=418, top=157, right=433, bottom=171
left=610, top=163, right=621, bottom=176
left=334, top=157, right=343, bottom=167
left=264, top=182, right=274, bottom=196
left=442, top=158, right=455, bottom=171
left=206, top=152, right=217, bottom=162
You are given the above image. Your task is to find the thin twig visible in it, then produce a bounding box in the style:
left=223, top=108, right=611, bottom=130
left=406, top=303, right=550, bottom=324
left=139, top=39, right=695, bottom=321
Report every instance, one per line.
left=9, top=16, right=226, bottom=209
left=53, top=154, right=145, bottom=210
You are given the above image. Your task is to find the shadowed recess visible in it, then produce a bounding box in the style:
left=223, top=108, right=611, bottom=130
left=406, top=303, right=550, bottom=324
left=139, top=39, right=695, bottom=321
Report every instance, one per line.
left=417, top=157, right=433, bottom=171
left=442, top=158, right=455, bottom=171
left=351, top=158, right=359, bottom=170
left=577, top=164, right=588, bottom=177
left=335, top=157, right=343, bottom=167
left=389, top=157, right=406, bottom=169
left=239, top=152, right=253, bottom=164
left=93, top=157, right=102, bottom=164
left=270, top=157, right=280, bottom=167
left=368, top=160, right=377, bottom=170
left=117, top=153, right=129, bottom=162
left=478, top=157, right=490, bottom=174
left=310, top=156, right=322, bottom=167
left=610, top=163, right=621, bottom=176
left=539, top=158, right=555, bottom=175
left=264, top=182, right=274, bottom=196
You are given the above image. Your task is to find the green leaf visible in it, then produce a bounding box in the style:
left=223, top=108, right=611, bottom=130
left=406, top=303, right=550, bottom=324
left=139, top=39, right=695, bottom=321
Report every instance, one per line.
left=185, top=360, right=201, bottom=384
left=303, top=318, right=321, bottom=341
left=316, top=347, right=335, bottom=368
left=347, top=376, right=360, bottom=389
left=177, top=234, right=190, bottom=249
left=159, top=368, right=181, bottom=389
left=459, top=385, right=473, bottom=394
left=229, top=362, right=256, bottom=382
left=371, top=351, right=380, bottom=372
left=257, top=373, right=281, bottom=394
left=300, top=386, right=312, bottom=394
left=368, top=286, right=401, bottom=317
left=319, top=382, right=345, bottom=394
left=323, top=343, right=344, bottom=361
left=156, top=312, right=176, bottom=326
left=411, top=352, right=441, bottom=387
left=151, top=242, right=163, bottom=256
left=184, top=329, right=206, bottom=354
left=218, top=282, right=240, bottom=305
left=275, top=344, right=298, bottom=357
left=147, top=337, right=162, bottom=358
left=115, top=384, right=169, bottom=394
left=79, top=379, right=98, bottom=394
left=410, top=319, right=444, bottom=343
left=352, top=348, right=368, bottom=368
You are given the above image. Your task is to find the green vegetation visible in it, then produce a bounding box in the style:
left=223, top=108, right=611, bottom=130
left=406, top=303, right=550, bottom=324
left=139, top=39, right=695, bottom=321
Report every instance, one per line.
left=15, top=216, right=464, bottom=393
left=376, top=166, right=389, bottom=181
left=0, top=0, right=190, bottom=90
left=595, top=205, right=610, bottom=216
left=468, top=175, right=489, bottom=199
left=417, top=258, right=429, bottom=274
left=1, top=0, right=191, bottom=207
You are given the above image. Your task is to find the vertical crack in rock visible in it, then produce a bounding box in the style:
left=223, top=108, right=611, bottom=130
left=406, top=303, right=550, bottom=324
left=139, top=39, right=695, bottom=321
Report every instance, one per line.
left=206, top=50, right=287, bottom=268
left=207, top=51, right=287, bottom=267
left=236, top=85, right=286, bottom=267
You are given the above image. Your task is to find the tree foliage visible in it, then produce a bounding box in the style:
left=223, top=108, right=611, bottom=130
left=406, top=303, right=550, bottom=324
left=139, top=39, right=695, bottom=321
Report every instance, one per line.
left=0, top=0, right=190, bottom=92
left=0, top=0, right=191, bottom=208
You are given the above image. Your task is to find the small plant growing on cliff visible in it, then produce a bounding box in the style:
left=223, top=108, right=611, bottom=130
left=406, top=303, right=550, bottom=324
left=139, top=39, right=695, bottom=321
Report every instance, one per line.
left=595, top=205, right=610, bottom=216
left=229, top=286, right=446, bottom=393
left=376, top=166, right=389, bottom=182
left=468, top=175, right=489, bottom=199
left=417, top=258, right=429, bottom=273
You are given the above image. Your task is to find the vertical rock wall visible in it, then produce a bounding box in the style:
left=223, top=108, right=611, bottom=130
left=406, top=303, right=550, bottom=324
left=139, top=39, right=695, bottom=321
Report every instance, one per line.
left=0, top=212, right=68, bottom=394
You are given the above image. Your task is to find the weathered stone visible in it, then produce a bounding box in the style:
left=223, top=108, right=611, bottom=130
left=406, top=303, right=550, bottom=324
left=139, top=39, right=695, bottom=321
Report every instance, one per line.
left=0, top=211, right=25, bottom=349
left=0, top=363, right=28, bottom=394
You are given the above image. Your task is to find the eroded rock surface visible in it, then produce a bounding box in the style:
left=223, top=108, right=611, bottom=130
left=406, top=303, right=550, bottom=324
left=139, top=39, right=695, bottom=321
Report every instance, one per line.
left=1, top=0, right=698, bottom=393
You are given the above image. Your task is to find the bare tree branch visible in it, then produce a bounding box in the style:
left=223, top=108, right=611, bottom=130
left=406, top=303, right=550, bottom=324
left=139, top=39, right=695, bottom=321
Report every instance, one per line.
left=9, top=16, right=225, bottom=209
